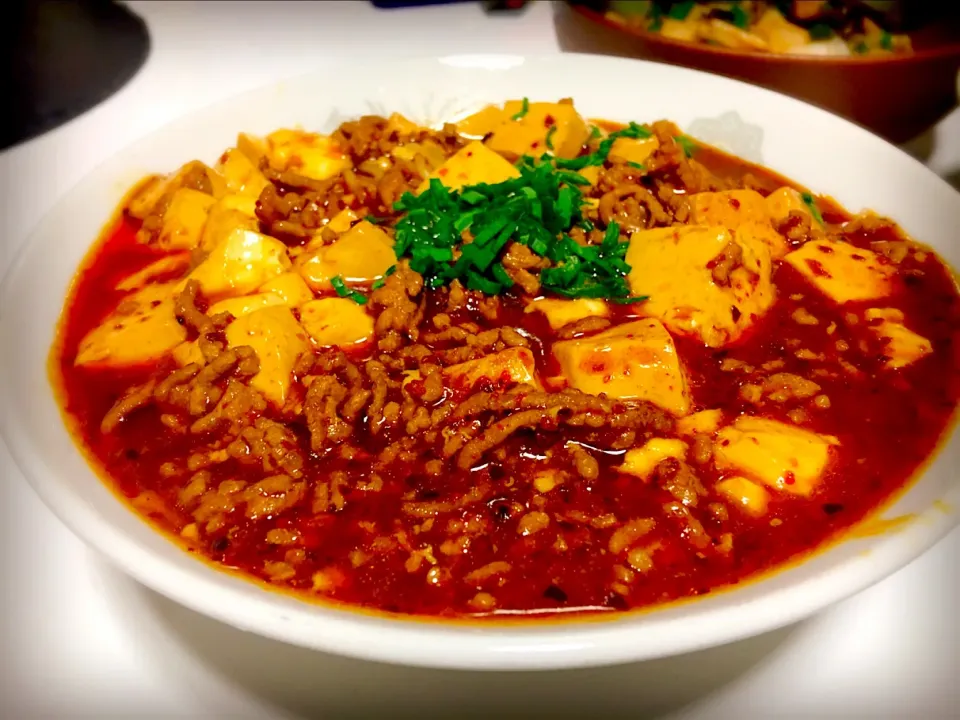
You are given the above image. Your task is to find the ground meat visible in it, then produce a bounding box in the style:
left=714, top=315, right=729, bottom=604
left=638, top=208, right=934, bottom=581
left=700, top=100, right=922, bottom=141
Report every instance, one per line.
left=369, top=262, right=424, bottom=348
left=173, top=280, right=233, bottom=363
left=557, top=316, right=611, bottom=339
left=598, top=184, right=670, bottom=233
left=654, top=458, right=707, bottom=508
left=843, top=211, right=900, bottom=236
left=708, top=239, right=744, bottom=286
left=501, top=242, right=550, bottom=296
left=776, top=210, right=819, bottom=246
left=227, top=417, right=304, bottom=478
left=100, top=378, right=157, bottom=433
left=243, top=474, right=305, bottom=520
left=567, top=443, right=600, bottom=480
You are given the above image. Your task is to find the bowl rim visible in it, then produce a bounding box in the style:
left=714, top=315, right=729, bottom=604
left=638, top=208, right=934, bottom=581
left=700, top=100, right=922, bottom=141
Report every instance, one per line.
left=569, top=2, right=960, bottom=65
left=2, top=52, right=959, bottom=671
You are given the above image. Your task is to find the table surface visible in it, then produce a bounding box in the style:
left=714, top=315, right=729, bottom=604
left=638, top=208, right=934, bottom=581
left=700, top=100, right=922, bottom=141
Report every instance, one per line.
left=1, top=2, right=958, bottom=717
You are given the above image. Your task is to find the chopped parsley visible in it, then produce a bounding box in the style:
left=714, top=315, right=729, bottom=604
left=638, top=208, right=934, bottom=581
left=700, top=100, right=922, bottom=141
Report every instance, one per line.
left=392, top=148, right=649, bottom=303
left=331, top=275, right=369, bottom=305
left=801, top=191, right=825, bottom=225
left=853, top=40, right=869, bottom=54
left=880, top=31, right=893, bottom=51
left=511, top=97, right=530, bottom=121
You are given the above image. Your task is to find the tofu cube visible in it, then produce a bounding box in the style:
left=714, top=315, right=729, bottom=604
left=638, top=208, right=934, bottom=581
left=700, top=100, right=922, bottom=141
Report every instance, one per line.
left=784, top=240, right=895, bottom=304
left=157, top=188, right=216, bottom=251
left=116, top=254, right=190, bottom=292
left=208, top=293, right=288, bottom=319
left=626, top=224, right=776, bottom=348
left=865, top=308, right=933, bottom=369
left=215, top=148, right=270, bottom=198
left=764, top=186, right=814, bottom=223
left=619, top=438, right=689, bottom=480
left=444, top=347, right=539, bottom=393
left=715, top=416, right=838, bottom=497
left=608, top=137, right=660, bottom=167
left=297, top=220, right=396, bottom=292
left=691, top=189, right=787, bottom=259
left=486, top=100, right=590, bottom=160
left=225, top=306, right=310, bottom=407
left=199, top=198, right=260, bottom=253
left=187, top=227, right=291, bottom=301
left=716, top=476, right=771, bottom=516
left=265, top=129, right=350, bottom=181
left=524, top=298, right=609, bottom=331
left=676, top=409, right=723, bottom=437
left=257, top=272, right=314, bottom=306
left=299, top=298, right=374, bottom=348
left=75, top=282, right=186, bottom=368
left=552, top=319, right=691, bottom=415
left=420, top=141, right=520, bottom=193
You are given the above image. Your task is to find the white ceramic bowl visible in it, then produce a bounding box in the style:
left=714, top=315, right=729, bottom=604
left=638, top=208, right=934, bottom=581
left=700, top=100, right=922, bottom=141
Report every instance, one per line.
left=1, top=54, right=958, bottom=671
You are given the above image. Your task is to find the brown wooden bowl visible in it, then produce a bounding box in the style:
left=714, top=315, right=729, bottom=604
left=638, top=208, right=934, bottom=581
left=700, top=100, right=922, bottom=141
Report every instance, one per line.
left=554, top=2, right=960, bottom=143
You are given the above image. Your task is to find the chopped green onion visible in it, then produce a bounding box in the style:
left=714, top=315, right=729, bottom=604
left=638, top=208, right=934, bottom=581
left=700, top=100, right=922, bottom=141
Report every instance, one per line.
left=628, top=161, right=645, bottom=170
left=853, top=40, right=869, bottom=54
left=675, top=134, right=697, bottom=158
left=492, top=263, right=514, bottom=288
left=588, top=125, right=602, bottom=140
left=331, top=275, right=368, bottom=305
left=880, top=31, right=893, bottom=50
left=390, top=132, right=653, bottom=302
left=801, top=191, right=825, bottom=225
left=730, top=4, right=750, bottom=29
left=809, top=23, right=833, bottom=40
left=511, top=97, right=530, bottom=121
left=667, top=0, right=694, bottom=20
left=545, top=125, right=558, bottom=151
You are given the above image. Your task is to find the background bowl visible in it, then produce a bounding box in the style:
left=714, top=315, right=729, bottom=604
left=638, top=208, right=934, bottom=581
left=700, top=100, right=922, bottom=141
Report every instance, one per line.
left=1, top=54, right=958, bottom=670
left=555, top=2, right=960, bottom=143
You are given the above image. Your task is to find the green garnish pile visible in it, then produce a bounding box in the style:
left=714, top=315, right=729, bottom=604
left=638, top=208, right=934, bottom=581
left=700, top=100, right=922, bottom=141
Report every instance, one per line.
left=391, top=123, right=657, bottom=303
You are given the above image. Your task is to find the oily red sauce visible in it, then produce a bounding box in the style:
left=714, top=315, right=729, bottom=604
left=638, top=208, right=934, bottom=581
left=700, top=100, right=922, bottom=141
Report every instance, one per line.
left=53, top=147, right=960, bottom=619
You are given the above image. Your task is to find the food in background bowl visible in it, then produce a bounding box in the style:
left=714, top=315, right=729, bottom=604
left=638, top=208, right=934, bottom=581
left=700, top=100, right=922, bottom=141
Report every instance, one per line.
left=605, top=0, right=912, bottom=56
left=557, top=2, right=960, bottom=142
left=51, top=98, right=960, bottom=619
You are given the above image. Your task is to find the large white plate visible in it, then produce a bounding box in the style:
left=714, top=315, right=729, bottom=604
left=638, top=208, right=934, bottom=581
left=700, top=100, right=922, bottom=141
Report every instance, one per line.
left=1, top=54, right=958, bottom=671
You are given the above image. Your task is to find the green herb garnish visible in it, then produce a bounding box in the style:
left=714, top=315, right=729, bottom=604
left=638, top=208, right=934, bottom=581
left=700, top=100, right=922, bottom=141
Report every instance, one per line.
left=627, top=161, right=645, bottom=170
left=331, top=275, right=369, bottom=305
left=555, top=122, right=652, bottom=171
left=801, top=191, right=825, bottom=225
left=511, top=97, right=530, bottom=121
left=667, top=0, right=695, bottom=20
left=809, top=23, right=834, bottom=40
left=853, top=40, right=869, bottom=54
left=545, top=125, right=558, bottom=151
left=588, top=125, right=602, bottom=140
left=730, top=4, right=750, bottom=29
left=880, top=31, right=893, bottom=50
left=675, top=134, right=697, bottom=158
left=392, top=153, right=647, bottom=303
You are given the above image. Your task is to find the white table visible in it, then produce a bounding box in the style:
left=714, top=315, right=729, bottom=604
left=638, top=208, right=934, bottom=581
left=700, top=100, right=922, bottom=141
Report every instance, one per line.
left=1, top=2, right=957, bottom=717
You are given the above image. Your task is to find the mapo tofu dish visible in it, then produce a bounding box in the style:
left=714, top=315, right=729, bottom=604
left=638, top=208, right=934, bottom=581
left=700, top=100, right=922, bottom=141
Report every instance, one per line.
left=52, top=99, right=960, bottom=618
